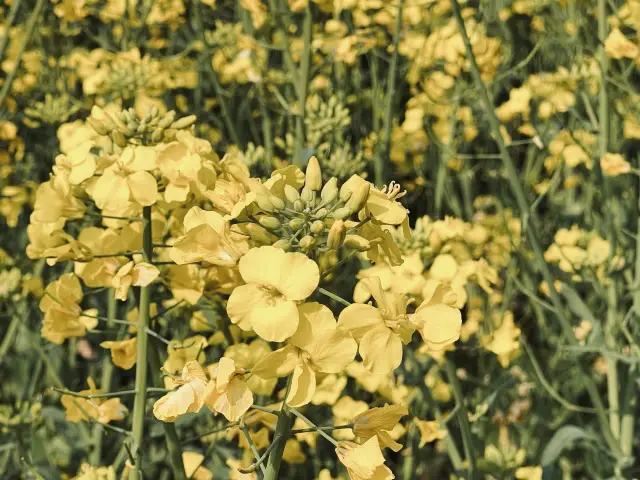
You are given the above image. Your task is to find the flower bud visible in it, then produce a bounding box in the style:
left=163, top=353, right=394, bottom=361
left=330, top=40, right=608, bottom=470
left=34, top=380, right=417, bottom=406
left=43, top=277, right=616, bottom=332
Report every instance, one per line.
left=87, top=117, right=109, bottom=136
left=259, top=216, right=281, bottom=231
left=346, top=182, right=370, bottom=214
left=327, top=220, right=346, bottom=249
left=310, top=220, right=325, bottom=234
left=288, top=218, right=305, bottom=230
left=151, top=128, right=165, bottom=144
left=313, top=208, right=328, bottom=219
left=269, top=195, right=285, bottom=211
left=299, top=235, right=315, bottom=251
left=331, top=207, right=351, bottom=220
left=272, top=239, right=291, bottom=251
left=344, top=235, right=371, bottom=251
left=305, top=156, right=322, bottom=191
left=284, top=184, right=300, bottom=204
left=158, top=111, right=177, bottom=129
left=293, top=199, right=305, bottom=212
left=321, top=177, right=339, bottom=204
left=245, top=224, right=273, bottom=244
left=171, top=115, right=197, bottom=130
left=300, top=186, right=315, bottom=204
left=111, top=130, right=128, bottom=148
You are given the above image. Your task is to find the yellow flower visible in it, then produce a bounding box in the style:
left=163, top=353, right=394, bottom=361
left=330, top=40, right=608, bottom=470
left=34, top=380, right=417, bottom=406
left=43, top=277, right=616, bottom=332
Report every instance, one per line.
left=252, top=303, right=357, bottom=407
left=335, top=436, right=393, bottom=480
left=225, top=339, right=277, bottom=395
left=31, top=175, right=86, bottom=225
left=100, top=337, right=137, bottom=370
left=153, top=361, right=209, bottom=422
left=71, top=464, right=116, bottom=480
left=413, top=419, right=447, bottom=447
left=333, top=396, right=368, bottom=440
left=87, top=145, right=158, bottom=210
left=39, top=274, right=98, bottom=344
left=61, top=377, right=128, bottom=424
left=204, top=357, right=253, bottom=421
left=515, top=466, right=543, bottom=480
left=111, top=261, right=159, bottom=301
left=600, top=153, right=631, bottom=177
left=411, top=284, right=462, bottom=352
left=482, top=312, right=521, bottom=367
left=337, top=277, right=414, bottom=374
left=170, top=206, right=247, bottom=266
left=227, top=246, right=319, bottom=342
left=182, top=451, right=214, bottom=480
left=352, top=404, right=408, bottom=452
left=605, top=27, right=639, bottom=59
left=162, top=335, right=208, bottom=388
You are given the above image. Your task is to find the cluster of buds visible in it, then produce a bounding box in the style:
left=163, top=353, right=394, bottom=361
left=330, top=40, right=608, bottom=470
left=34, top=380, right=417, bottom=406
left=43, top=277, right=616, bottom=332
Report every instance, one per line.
left=249, top=156, right=375, bottom=255
left=87, top=106, right=197, bottom=148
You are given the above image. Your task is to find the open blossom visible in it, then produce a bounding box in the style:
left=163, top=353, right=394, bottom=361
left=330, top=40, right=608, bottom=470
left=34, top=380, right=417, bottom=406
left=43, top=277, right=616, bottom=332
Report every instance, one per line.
left=204, top=357, right=253, bottom=421
left=227, top=246, right=319, bottom=342
left=411, top=284, right=462, bottom=352
left=352, top=404, right=408, bottom=451
left=61, top=377, right=128, bottom=424
left=252, top=303, right=357, bottom=406
left=170, top=206, right=247, bottom=266
left=600, top=153, right=631, bottom=177
left=39, top=273, right=98, bottom=344
left=337, top=277, right=414, bottom=374
left=336, top=436, right=394, bottom=480
left=153, top=361, right=209, bottom=422
left=100, top=337, right=137, bottom=370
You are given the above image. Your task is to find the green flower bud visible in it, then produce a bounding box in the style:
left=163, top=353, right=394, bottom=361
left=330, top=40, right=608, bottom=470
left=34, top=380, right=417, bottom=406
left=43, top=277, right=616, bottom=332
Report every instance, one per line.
left=259, top=216, right=282, bottom=231
left=288, top=218, right=305, bottom=230
left=293, top=199, right=305, bottom=212
left=305, top=156, right=322, bottom=191
left=158, top=111, right=177, bottom=129
left=313, top=208, right=328, bottom=219
left=284, top=184, right=300, bottom=204
left=310, top=220, right=325, bottom=234
left=87, top=117, right=109, bottom=136
left=170, top=115, right=197, bottom=130
left=111, top=130, right=127, bottom=148
left=272, top=239, right=291, bottom=251
left=344, top=234, right=371, bottom=251
left=331, top=207, right=351, bottom=220
left=245, top=224, right=273, bottom=244
left=299, top=235, right=315, bottom=251
left=346, top=182, right=370, bottom=214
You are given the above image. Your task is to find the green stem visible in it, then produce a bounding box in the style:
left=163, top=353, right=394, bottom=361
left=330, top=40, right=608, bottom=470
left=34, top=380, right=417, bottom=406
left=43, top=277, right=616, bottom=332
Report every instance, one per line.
left=0, top=0, right=23, bottom=61
left=263, top=377, right=294, bottom=480
left=0, top=0, right=44, bottom=108
left=129, top=206, right=153, bottom=478
left=293, top=5, right=312, bottom=166
left=289, top=408, right=338, bottom=447
left=444, top=359, right=475, bottom=476
left=449, top=0, right=623, bottom=460
left=318, top=288, right=351, bottom=307
left=374, top=0, right=404, bottom=187
left=241, top=425, right=268, bottom=475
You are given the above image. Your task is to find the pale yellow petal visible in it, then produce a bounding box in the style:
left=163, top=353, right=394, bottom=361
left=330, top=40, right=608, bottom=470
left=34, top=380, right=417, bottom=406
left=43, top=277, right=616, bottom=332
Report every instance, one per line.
left=360, top=327, right=403, bottom=374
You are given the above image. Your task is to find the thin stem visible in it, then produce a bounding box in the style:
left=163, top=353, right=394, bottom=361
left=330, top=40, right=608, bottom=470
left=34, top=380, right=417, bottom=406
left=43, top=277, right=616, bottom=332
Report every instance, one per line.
left=291, top=424, right=353, bottom=434
left=251, top=405, right=280, bottom=415
left=263, top=377, right=294, bottom=480
left=51, top=387, right=170, bottom=399
left=289, top=408, right=338, bottom=447
left=240, top=425, right=269, bottom=475
left=318, top=288, right=351, bottom=307
left=0, top=0, right=45, bottom=108
left=374, top=0, right=404, bottom=187
left=320, top=250, right=358, bottom=279
left=293, top=4, right=312, bottom=166
left=444, top=359, right=475, bottom=476
left=449, top=0, right=623, bottom=460
left=0, top=0, right=23, bottom=61
left=129, top=206, right=153, bottom=478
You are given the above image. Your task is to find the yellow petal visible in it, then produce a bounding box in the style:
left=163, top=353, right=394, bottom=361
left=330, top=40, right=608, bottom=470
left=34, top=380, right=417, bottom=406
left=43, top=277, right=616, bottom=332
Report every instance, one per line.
left=359, top=327, right=403, bottom=374
left=289, top=302, right=336, bottom=350
left=306, top=330, right=357, bottom=374
left=286, top=363, right=316, bottom=407
left=413, top=304, right=462, bottom=351
left=131, top=262, right=160, bottom=287
left=252, top=344, right=299, bottom=379
left=127, top=171, right=158, bottom=206
left=337, top=303, right=384, bottom=341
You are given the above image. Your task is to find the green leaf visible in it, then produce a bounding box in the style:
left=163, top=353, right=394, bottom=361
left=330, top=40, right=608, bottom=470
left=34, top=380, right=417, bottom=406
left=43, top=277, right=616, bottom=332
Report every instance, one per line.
left=559, top=283, right=603, bottom=345
left=541, top=425, right=593, bottom=466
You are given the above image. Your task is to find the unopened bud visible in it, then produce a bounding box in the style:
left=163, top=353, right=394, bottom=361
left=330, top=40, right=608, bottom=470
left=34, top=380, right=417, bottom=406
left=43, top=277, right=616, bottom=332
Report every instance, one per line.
left=170, top=115, right=197, bottom=130
left=327, top=220, right=346, bottom=249
left=344, top=235, right=371, bottom=251
left=331, top=207, right=351, bottom=220
left=305, top=156, right=322, bottom=191
left=151, top=128, right=165, bottom=144
left=300, top=186, right=314, bottom=204
left=346, top=182, right=370, bottom=214
left=299, top=235, right=315, bottom=251
left=87, top=117, right=109, bottom=136
left=158, top=111, right=177, bottom=129
left=313, top=208, right=328, bottom=219
left=245, top=224, right=273, bottom=244
left=111, top=130, right=127, bottom=148
left=259, top=216, right=281, bottom=231
left=293, top=199, right=305, bottom=212
left=310, top=220, right=325, bottom=234
left=321, top=177, right=339, bottom=204
left=288, top=218, right=305, bottom=230
left=272, top=239, right=291, bottom=251
left=284, top=184, right=300, bottom=204
left=269, top=195, right=285, bottom=211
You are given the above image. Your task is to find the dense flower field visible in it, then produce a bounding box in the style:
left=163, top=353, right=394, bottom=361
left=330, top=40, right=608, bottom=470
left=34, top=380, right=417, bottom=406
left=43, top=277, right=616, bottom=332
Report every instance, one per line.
left=1, top=0, right=640, bottom=478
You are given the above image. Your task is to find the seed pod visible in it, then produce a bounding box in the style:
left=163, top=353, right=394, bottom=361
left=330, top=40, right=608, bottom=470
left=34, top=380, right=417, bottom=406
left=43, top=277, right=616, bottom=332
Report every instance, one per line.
left=327, top=220, right=346, bottom=249
left=299, top=235, right=315, bottom=251
left=344, top=234, right=371, bottom=251
left=272, top=239, right=291, bottom=251
left=293, top=199, right=305, bottom=212
left=310, top=220, right=325, bottom=234
left=245, top=224, right=273, bottom=244
left=331, top=207, right=351, bottom=220
left=284, top=184, right=300, bottom=204
left=171, top=115, right=197, bottom=130
left=346, top=182, right=370, bottom=214
left=86, top=117, right=109, bottom=136
left=305, top=156, right=322, bottom=191
left=321, top=177, right=339, bottom=204
left=288, top=218, right=305, bottom=230
left=259, top=216, right=281, bottom=231
left=111, top=130, right=128, bottom=148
